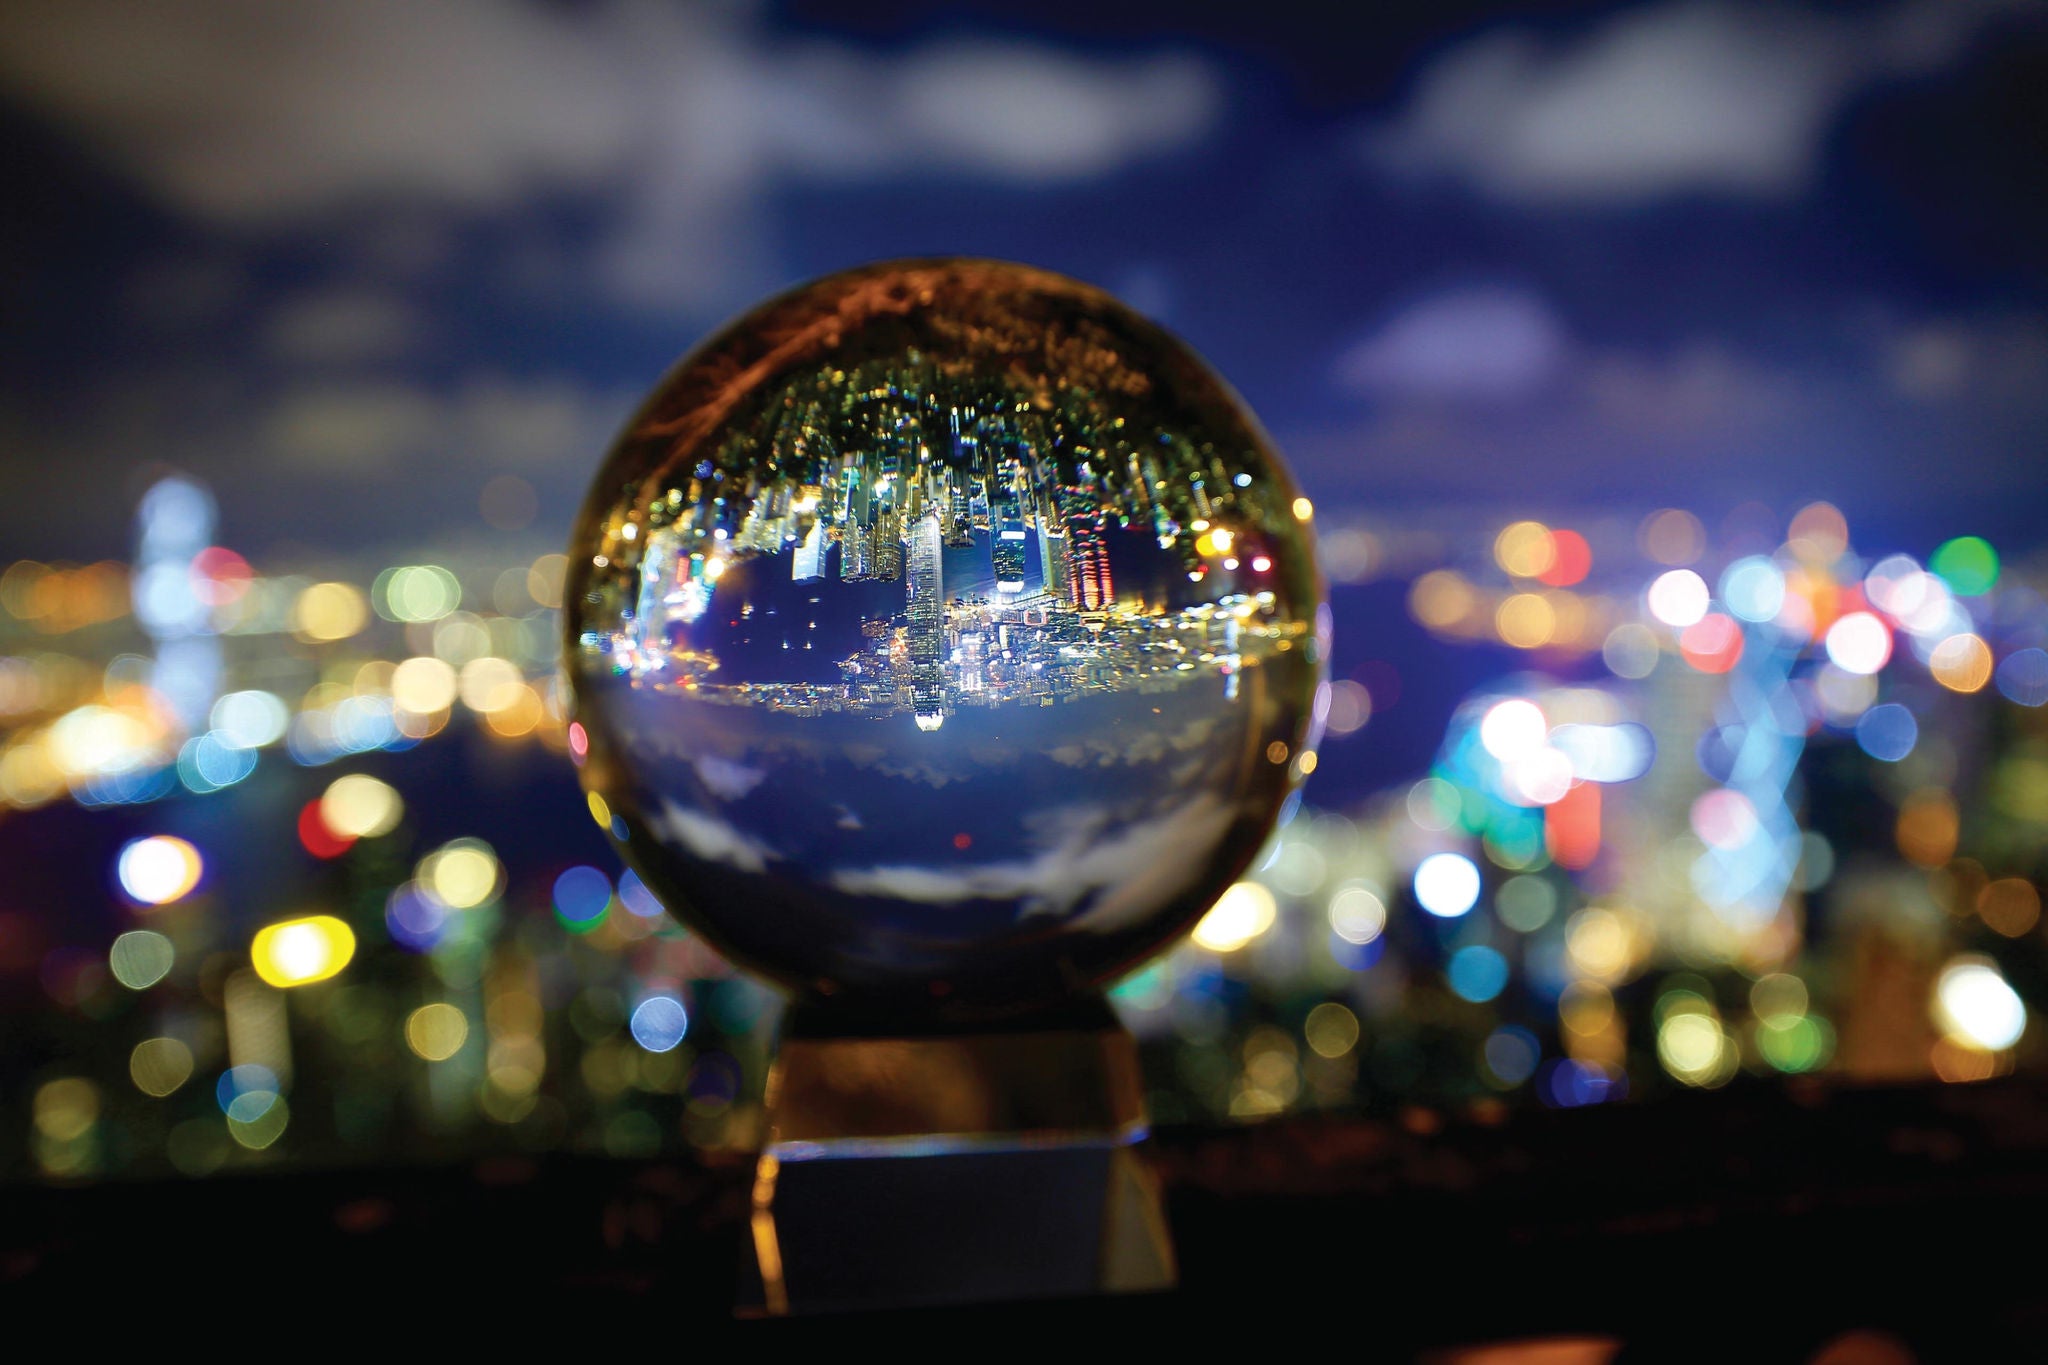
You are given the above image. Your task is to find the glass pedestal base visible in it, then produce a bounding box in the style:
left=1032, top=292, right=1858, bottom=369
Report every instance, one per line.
left=742, top=1000, right=1175, bottom=1314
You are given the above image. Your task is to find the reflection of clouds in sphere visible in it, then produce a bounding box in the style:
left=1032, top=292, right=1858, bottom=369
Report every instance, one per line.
left=565, top=260, right=1322, bottom=1013
left=1414, top=852, right=1480, bottom=918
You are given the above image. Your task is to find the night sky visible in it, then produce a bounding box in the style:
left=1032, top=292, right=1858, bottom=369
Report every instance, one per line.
left=3, top=0, right=2045, bottom=568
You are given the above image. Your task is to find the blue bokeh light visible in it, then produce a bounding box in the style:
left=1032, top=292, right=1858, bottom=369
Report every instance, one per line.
left=630, top=995, right=690, bottom=1052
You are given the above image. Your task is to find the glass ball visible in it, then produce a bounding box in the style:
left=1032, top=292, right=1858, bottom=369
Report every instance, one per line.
left=566, top=259, right=1325, bottom=1018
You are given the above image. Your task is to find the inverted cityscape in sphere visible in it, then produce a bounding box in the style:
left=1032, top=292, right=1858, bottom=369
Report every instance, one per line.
left=566, top=260, right=1324, bottom=1013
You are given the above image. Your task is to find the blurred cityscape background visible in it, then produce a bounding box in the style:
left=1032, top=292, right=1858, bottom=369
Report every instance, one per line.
left=3, top=0, right=2047, bottom=1182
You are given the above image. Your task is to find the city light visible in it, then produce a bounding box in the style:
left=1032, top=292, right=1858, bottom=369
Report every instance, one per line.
left=116, top=836, right=203, bottom=905
left=250, top=915, right=357, bottom=988
left=320, top=773, right=403, bottom=838
left=630, top=996, right=690, bottom=1052
left=1413, top=853, right=1480, bottom=918
left=1479, top=699, right=1547, bottom=762
left=405, top=1003, right=469, bottom=1061
left=1825, top=612, right=1892, bottom=675
left=1646, top=569, right=1709, bottom=627
left=1192, top=881, right=1278, bottom=951
left=1934, top=958, right=2026, bottom=1052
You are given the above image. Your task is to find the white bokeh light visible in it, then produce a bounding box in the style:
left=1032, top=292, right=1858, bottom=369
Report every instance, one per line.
left=1479, top=698, right=1548, bottom=762
left=1935, top=959, right=2026, bottom=1052
left=1824, top=611, right=1891, bottom=675
left=1647, top=570, right=1710, bottom=627
left=1414, top=852, right=1481, bottom=918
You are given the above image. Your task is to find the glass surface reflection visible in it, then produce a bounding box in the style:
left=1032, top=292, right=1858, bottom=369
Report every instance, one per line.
left=567, top=260, right=1324, bottom=1015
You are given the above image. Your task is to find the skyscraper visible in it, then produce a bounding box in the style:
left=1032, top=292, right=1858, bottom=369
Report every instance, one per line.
left=791, top=519, right=826, bottom=582
left=907, top=509, right=946, bottom=730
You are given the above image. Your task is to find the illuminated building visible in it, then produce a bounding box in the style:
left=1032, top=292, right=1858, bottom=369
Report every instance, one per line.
left=791, top=520, right=825, bottom=583
left=906, top=510, right=946, bottom=728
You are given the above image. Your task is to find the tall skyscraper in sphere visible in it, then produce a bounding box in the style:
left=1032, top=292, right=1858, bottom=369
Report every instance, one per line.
left=907, top=509, right=946, bottom=730
left=791, top=519, right=826, bottom=583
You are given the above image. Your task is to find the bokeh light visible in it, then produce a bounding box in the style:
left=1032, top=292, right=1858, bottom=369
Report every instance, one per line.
left=1646, top=570, right=1709, bottom=628
left=1929, top=536, right=1999, bottom=596
left=1327, top=883, right=1387, bottom=945
left=1192, top=881, right=1278, bottom=951
left=129, top=1038, right=194, bottom=1097
left=250, top=915, right=356, bottom=988
left=1480, top=699, right=1548, bottom=763
left=405, top=1003, right=469, bottom=1061
left=419, top=839, right=502, bottom=909
left=1929, top=633, right=1993, bottom=693
left=108, top=929, right=174, bottom=989
left=1997, top=648, right=2048, bottom=706
left=116, top=835, right=203, bottom=906
left=1824, top=612, right=1891, bottom=675
left=319, top=773, right=403, bottom=839
left=1304, top=1002, right=1360, bottom=1059
left=1854, top=704, right=1919, bottom=762
left=553, top=865, right=613, bottom=932
left=1447, top=945, right=1509, bottom=1002
left=630, top=996, right=690, bottom=1053
left=1933, top=958, right=2026, bottom=1052
left=1414, top=853, right=1481, bottom=919
left=1719, top=556, right=1785, bottom=623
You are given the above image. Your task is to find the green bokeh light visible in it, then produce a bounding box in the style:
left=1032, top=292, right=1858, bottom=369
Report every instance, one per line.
left=1931, top=536, right=1999, bottom=596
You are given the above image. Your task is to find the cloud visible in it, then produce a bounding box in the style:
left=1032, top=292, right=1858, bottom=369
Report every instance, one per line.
left=1334, top=287, right=1570, bottom=402
left=651, top=797, right=777, bottom=875
left=692, top=754, right=768, bottom=803
left=1363, top=0, right=2022, bottom=204
left=262, top=373, right=634, bottom=472
left=263, top=289, right=423, bottom=365
left=0, top=1, right=1220, bottom=308
left=829, top=789, right=1239, bottom=931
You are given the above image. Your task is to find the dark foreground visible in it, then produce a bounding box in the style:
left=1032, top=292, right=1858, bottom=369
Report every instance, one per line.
left=8, top=1076, right=2046, bottom=1356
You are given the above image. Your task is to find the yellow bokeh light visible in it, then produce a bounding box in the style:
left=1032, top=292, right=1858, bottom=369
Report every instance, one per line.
left=1657, top=1011, right=1730, bottom=1084
left=527, top=553, right=569, bottom=610
left=1496, top=592, right=1556, bottom=649
left=458, top=656, right=524, bottom=712
left=1292, top=497, right=1314, bottom=523
left=1494, top=521, right=1556, bottom=579
left=405, top=1003, right=470, bottom=1061
left=1192, top=881, right=1277, bottom=952
left=587, top=790, right=613, bottom=829
left=1749, top=973, right=1809, bottom=1027
left=1928, top=633, right=1993, bottom=693
left=1559, top=981, right=1615, bottom=1036
left=421, top=839, right=501, bottom=909
left=1896, top=790, right=1959, bottom=868
left=290, top=582, right=369, bottom=642
left=250, top=915, right=356, bottom=988
left=1978, top=878, right=2041, bottom=938
left=1304, top=1002, right=1360, bottom=1058
left=1565, top=907, right=1640, bottom=983
left=33, top=1077, right=99, bottom=1141
left=130, top=1037, right=194, bottom=1097
left=1409, top=570, right=1476, bottom=630
left=485, top=683, right=546, bottom=738
left=390, top=656, right=458, bottom=714
left=320, top=773, right=403, bottom=838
